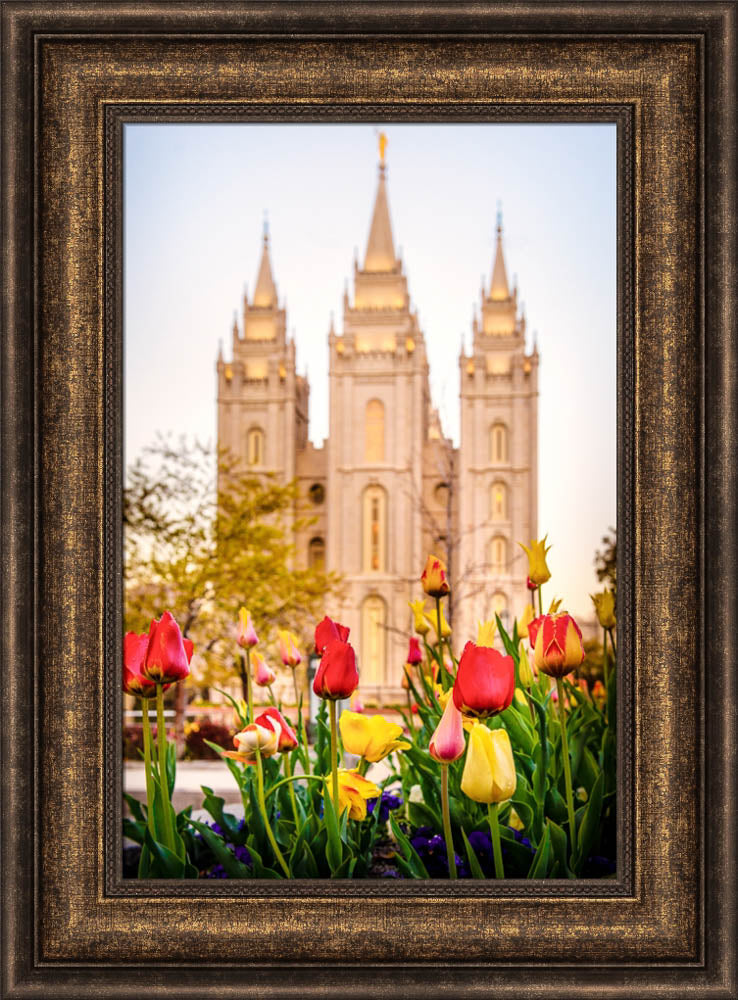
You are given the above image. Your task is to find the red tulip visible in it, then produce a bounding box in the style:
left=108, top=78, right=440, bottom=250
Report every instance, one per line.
left=526, top=575, right=538, bottom=591
left=141, top=611, right=194, bottom=684
left=528, top=612, right=585, bottom=678
left=312, top=639, right=359, bottom=700
left=421, top=554, right=450, bottom=598
left=406, top=636, right=423, bottom=666
left=123, top=631, right=159, bottom=697
left=314, top=615, right=350, bottom=654
left=254, top=707, right=298, bottom=751
left=452, top=641, right=514, bottom=719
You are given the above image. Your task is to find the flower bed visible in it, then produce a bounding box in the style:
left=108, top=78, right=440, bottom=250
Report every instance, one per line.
left=123, top=539, right=616, bottom=879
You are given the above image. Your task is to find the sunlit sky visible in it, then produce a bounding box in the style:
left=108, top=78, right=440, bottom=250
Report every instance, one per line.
left=124, top=123, right=616, bottom=619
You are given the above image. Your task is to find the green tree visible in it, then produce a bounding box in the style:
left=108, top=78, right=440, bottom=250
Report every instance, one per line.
left=124, top=435, right=341, bottom=748
left=594, top=527, right=616, bottom=600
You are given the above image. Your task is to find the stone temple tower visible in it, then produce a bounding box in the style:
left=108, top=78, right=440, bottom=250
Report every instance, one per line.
left=216, top=227, right=309, bottom=505
left=326, top=139, right=444, bottom=703
left=456, top=213, right=539, bottom=644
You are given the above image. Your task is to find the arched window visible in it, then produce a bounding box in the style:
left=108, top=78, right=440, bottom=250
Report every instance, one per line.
left=362, top=485, right=387, bottom=572
left=490, top=481, right=508, bottom=521
left=308, top=537, right=325, bottom=570
left=490, top=422, right=508, bottom=464
left=365, top=399, right=385, bottom=463
left=247, top=427, right=265, bottom=466
left=361, top=595, right=386, bottom=686
left=492, top=591, right=509, bottom=629
left=490, top=535, right=508, bottom=574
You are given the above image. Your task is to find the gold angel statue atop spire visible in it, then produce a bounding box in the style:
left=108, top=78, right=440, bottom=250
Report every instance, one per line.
left=378, top=131, right=388, bottom=165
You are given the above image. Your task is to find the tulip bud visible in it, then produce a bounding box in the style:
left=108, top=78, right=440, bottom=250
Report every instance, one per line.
left=518, top=535, right=552, bottom=587
left=476, top=618, right=496, bottom=647
left=517, top=603, right=536, bottom=639
left=254, top=707, right=298, bottom=751
left=401, top=665, right=412, bottom=691
left=406, top=636, right=423, bottom=666
left=429, top=696, right=465, bottom=763
left=314, top=615, right=350, bottom=655
left=528, top=613, right=585, bottom=678
left=251, top=651, right=276, bottom=687
left=526, top=575, right=537, bottom=591
left=224, top=717, right=280, bottom=762
left=349, top=691, right=364, bottom=713
left=590, top=589, right=616, bottom=630
left=312, top=639, right=359, bottom=700
left=461, top=724, right=517, bottom=804
left=141, top=611, right=193, bottom=685
left=517, top=641, right=533, bottom=689
left=453, top=641, right=514, bottom=719
left=237, top=607, right=258, bottom=649
left=409, top=599, right=431, bottom=636
left=277, top=629, right=302, bottom=667
left=421, top=554, right=450, bottom=599
left=339, top=710, right=410, bottom=763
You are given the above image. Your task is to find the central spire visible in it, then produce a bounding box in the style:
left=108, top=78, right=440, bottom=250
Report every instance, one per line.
left=363, top=133, right=397, bottom=273
left=253, top=222, right=278, bottom=308
left=489, top=209, right=510, bottom=301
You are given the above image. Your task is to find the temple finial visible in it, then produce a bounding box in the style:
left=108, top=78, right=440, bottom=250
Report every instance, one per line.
left=379, top=131, right=388, bottom=167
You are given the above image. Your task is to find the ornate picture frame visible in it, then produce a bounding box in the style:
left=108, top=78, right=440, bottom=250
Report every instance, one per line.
left=2, top=3, right=735, bottom=997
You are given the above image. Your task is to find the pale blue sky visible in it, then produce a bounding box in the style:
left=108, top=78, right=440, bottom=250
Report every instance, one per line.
left=124, top=123, right=616, bottom=618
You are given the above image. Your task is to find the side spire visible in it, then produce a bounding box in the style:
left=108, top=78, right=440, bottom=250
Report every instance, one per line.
left=253, top=218, right=277, bottom=307
left=363, top=132, right=397, bottom=273
left=489, top=206, right=510, bottom=301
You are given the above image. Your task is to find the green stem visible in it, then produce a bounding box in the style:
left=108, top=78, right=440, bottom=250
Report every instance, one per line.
left=140, top=697, right=156, bottom=839
left=602, top=627, right=608, bottom=691
left=292, top=667, right=311, bottom=776
left=283, top=753, right=300, bottom=823
left=488, top=802, right=505, bottom=879
left=440, top=765, right=457, bottom=879
left=244, top=648, right=253, bottom=724
left=254, top=748, right=290, bottom=877
left=268, top=684, right=277, bottom=707
left=329, top=698, right=339, bottom=813
left=435, top=596, right=451, bottom=690
left=264, top=772, right=325, bottom=802
left=155, top=685, right=175, bottom=852
left=556, top=676, right=577, bottom=855
left=537, top=585, right=543, bottom=617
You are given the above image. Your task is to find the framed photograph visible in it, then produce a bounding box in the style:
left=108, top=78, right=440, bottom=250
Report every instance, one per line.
left=2, top=3, right=735, bottom=997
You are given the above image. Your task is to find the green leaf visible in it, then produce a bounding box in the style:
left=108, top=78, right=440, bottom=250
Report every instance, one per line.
left=214, top=686, right=248, bottom=727
left=200, top=786, right=246, bottom=845
left=188, top=818, right=251, bottom=878
left=548, top=819, right=575, bottom=879
left=573, top=771, right=604, bottom=874
left=143, top=828, right=188, bottom=878
left=123, top=793, right=146, bottom=824
left=498, top=706, right=535, bottom=756
left=461, top=829, right=486, bottom=879
left=390, top=814, right=429, bottom=879
left=527, top=823, right=552, bottom=878
left=123, top=818, right=146, bottom=845
left=495, top=614, right=517, bottom=658
left=165, top=740, right=176, bottom=798
left=322, top=781, right=344, bottom=874
left=408, top=799, right=443, bottom=832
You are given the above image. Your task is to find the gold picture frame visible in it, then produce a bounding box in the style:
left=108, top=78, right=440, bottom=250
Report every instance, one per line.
left=2, top=3, right=735, bottom=996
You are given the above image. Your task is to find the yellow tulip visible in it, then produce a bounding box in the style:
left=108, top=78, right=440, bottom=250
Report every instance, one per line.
left=409, top=598, right=431, bottom=636
left=590, top=589, right=616, bottom=630
left=547, top=596, right=563, bottom=614
left=328, top=769, right=381, bottom=820
left=424, top=605, right=451, bottom=640
left=461, top=723, right=516, bottom=804
left=517, top=603, right=536, bottom=639
left=339, top=710, right=411, bottom=763
left=476, top=618, right=497, bottom=647
left=508, top=806, right=525, bottom=831
left=517, top=641, right=533, bottom=689
left=518, top=535, right=552, bottom=587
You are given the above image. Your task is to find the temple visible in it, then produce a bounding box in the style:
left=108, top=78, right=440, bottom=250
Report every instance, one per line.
left=216, top=137, right=539, bottom=703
